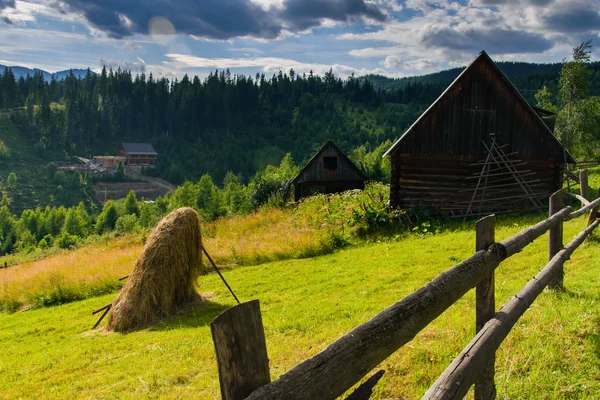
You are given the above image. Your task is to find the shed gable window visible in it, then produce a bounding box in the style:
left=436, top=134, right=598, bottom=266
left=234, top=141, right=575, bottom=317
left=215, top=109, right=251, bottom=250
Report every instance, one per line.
left=324, top=156, right=337, bottom=171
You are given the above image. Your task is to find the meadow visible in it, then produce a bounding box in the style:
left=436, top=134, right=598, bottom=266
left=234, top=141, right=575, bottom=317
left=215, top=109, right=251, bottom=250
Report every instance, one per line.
left=0, top=211, right=598, bottom=399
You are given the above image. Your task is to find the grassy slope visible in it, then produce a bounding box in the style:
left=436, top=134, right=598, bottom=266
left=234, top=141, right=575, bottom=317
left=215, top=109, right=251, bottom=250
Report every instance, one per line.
left=0, top=215, right=598, bottom=399
left=0, top=116, right=93, bottom=215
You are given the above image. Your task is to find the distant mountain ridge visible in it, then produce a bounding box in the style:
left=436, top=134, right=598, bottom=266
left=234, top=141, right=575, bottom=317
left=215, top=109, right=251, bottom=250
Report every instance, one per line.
left=363, top=61, right=600, bottom=91
left=0, top=65, right=93, bottom=81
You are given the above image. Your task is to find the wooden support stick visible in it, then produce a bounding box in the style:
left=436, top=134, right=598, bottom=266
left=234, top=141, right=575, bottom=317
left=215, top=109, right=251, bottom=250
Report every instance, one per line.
left=579, top=169, right=589, bottom=200
left=92, top=304, right=112, bottom=330
left=475, top=215, right=496, bottom=400
left=423, top=220, right=599, bottom=400
left=548, top=190, right=564, bottom=290
left=211, top=300, right=270, bottom=400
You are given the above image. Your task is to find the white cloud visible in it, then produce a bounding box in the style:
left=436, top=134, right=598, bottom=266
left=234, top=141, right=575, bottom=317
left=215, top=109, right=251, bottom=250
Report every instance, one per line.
left=165, top=53, right=391, bottom=77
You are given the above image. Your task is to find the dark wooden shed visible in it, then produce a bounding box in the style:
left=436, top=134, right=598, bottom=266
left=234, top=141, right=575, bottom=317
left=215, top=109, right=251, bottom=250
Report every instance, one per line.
left=384, top=51, right=575, bottom=216
left=291, top=141, right=366, bottom=201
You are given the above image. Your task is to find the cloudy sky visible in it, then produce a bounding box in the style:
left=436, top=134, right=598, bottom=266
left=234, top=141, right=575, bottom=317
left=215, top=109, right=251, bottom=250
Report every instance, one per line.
left=0, top=0, right=598, bottom=79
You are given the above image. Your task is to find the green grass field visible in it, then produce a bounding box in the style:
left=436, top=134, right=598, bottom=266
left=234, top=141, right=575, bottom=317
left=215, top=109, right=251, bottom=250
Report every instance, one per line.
left=0, top=213, right=598, bottom=399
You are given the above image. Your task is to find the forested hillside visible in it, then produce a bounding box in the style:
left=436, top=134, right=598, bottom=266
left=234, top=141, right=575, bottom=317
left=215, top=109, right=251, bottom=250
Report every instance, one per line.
left=0, top=56, right=599, bottom=195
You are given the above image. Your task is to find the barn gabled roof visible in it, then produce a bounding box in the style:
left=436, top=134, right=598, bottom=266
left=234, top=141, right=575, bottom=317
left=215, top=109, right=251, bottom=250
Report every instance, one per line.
left=290, top=140, right=367, bottom=184
left=121, top=142, right=158, bottom=155
left=383, top=51, right=576, bottom=163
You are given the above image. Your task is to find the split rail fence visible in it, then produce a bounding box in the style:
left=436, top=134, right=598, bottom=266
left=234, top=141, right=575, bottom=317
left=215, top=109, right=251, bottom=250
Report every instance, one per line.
left=210, top=169, right=600, bottom=400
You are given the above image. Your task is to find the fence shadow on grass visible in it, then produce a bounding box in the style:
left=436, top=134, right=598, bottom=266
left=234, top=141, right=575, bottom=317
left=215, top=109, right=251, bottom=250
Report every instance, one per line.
left=148, top=300, right=232, bottom=331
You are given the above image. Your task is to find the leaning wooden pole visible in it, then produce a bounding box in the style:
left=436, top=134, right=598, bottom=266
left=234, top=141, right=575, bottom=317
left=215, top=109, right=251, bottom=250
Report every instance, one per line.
left=245, top=208, right=571, bottom=400
left=423, top=220, right=599, bottom=400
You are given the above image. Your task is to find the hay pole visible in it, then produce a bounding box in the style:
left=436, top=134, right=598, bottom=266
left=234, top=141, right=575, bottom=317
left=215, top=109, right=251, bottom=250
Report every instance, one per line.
left=92, top=304, right=112, bottom=329
left=202, top=246, right=240, bottom=304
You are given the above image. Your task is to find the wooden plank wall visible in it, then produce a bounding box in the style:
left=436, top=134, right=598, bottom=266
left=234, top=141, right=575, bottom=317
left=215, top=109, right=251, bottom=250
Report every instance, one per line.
left=395, top=58, right=564, bottom=161
left=392, top=153, right=563, bottom=212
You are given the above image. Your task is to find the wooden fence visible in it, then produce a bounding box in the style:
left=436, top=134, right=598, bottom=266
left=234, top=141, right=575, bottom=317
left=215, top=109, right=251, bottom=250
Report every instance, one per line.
left=210, top=170, right=600, bottom=400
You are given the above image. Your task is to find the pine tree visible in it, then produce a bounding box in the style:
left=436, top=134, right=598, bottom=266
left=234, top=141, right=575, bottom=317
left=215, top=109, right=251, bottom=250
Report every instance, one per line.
left=123, top=190, right=140, bottom=217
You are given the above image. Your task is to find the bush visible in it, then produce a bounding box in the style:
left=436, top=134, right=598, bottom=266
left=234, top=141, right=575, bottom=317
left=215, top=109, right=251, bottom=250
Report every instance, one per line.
left=46, top=162, right=58, bottom=179
left=55, top=232, right=78, bottom=249
left=0, top=141, right=10, bottom=158
left=95, top=201, right=119, bottom=234
left=7, top=172, right=17, bottom=186
left=123, top=190, right=140, bottom=217
left=53, top=171, right=68, bottom=186
left=115, top=214, right=140, bottom=235
left=116, top=162, right=125, bottom=181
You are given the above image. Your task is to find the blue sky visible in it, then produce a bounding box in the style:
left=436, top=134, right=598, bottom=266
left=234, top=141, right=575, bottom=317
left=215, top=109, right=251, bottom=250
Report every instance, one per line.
left=0, top=0, right=598, bottom=79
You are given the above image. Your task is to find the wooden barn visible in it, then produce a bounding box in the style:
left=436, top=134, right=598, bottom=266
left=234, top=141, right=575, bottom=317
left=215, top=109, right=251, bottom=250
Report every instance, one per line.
left=117, top=143, right=158, bottom=166
left=290, top=141, right=367, bottom=201
left=384, top=51, right=575, bottom=217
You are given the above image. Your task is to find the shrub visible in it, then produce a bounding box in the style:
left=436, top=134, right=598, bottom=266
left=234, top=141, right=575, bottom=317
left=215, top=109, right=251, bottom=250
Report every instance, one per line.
left=7, top=172, right=17, bottom=186
left=116, top=162, right=125, bottom=181
left=115, top=214, right=140, bottom=235
left=46, top=162, right=58, bottom=180
left=95, top=201, right=119, bottom=234
left=0, top=141, right=10, bottom=158
left=123, top=190, right=140, bottom=217
left=55, top=232, right=78, bottom=249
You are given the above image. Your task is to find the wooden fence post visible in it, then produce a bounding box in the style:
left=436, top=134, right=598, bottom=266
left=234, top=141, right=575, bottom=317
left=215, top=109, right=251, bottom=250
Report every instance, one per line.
left=211, top=300, right=270, bottom=400
left=580, top=169, right=589, bottom=200
left=475, top=215, right=496, bottom=400
left=588, top=187, right=600, bottom=226
left=548, top=191, right=564, bottom=290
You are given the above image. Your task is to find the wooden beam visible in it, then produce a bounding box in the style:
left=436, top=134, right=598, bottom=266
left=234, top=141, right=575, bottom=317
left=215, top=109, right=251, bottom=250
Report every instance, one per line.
left=475, top=215, right=496, bottom=400
left=568, top=194, right=600, bottom=220
left=211, top=300, right=270, bottom=400
left=422, top=220, right=599, bottom=400
left=245, top=207, right=571, bottom=400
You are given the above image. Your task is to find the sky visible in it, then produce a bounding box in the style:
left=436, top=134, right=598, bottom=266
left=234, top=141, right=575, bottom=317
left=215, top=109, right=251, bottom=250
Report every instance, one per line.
left=0, top=0, right=599, bottom=80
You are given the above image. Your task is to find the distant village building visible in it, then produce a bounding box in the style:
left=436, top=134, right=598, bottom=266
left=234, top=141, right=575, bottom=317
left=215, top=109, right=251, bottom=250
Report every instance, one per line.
left=118, top=143, right=158, bottom=166
left=91, top=156, right=126, bottom=169
left=384, top=51, right=575, bottom=217
left=290, top=140, right=367, bottom=201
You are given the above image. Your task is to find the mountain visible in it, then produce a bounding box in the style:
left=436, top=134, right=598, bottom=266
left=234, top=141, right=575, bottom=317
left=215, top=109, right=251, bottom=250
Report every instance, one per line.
left=363, top=61, right=582, bottom=91
left=0, top=65, right=93, bottom=81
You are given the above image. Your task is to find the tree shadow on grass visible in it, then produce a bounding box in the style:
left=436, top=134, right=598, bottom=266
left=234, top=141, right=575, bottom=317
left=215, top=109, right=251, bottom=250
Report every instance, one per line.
left=148, top=300, right=232, bottom=331
left=587, top=316, right=600, bottom=359
left=556, top=287, right=599, bottom=302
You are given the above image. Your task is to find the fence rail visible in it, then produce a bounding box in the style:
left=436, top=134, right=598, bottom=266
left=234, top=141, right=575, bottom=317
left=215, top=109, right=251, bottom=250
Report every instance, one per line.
left=210, top=169, right=599, bottom=400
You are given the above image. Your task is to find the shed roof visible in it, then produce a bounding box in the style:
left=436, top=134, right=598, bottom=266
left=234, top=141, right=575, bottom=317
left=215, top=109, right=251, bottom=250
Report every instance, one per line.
left=290, top=140, right=367, bottom=184
left=383, top=51, right=575, bottom=163
left=120, top=142, right=158, bottom=155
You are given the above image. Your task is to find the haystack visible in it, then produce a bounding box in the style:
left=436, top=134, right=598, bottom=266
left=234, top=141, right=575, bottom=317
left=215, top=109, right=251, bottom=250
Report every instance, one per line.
left=106, top=207, right=206, bottom=332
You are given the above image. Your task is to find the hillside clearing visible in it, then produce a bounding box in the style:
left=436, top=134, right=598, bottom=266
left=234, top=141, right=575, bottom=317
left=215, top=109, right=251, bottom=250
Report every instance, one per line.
left=0, top=215, right=598, bottom=399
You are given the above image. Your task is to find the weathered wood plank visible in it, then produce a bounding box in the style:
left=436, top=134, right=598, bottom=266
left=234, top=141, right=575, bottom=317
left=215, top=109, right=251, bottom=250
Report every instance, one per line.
left=423, top=220, right=599, bottom=400
left=211, top=300, right=270, bottom=400
left=475, top=215, right=496, bottom=400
